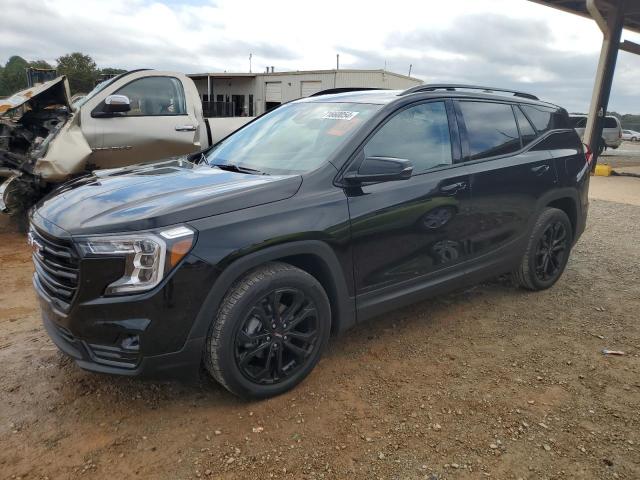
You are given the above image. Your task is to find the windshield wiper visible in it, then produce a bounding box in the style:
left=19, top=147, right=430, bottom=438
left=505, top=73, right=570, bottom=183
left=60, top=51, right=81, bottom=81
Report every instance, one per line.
left=211, top=163, right=265, bottom=175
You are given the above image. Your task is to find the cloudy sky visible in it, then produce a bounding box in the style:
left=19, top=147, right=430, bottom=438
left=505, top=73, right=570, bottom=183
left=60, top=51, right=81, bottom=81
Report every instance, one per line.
left=3, top=0, right=640, bottom=112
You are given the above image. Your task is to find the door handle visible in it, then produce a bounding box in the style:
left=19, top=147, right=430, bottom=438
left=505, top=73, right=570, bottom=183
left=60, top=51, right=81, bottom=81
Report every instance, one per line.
left=531, top=164, right=550, bottom=175
left=175, top=125, right=197, bottom=132
left=439, top=181, right=467, bottom=195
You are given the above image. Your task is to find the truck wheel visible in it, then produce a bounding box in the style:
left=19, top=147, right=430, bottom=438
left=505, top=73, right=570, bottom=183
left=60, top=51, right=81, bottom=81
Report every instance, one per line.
left=512, top=208, right=573, bottom=291
left=204, top=262, right=331, bottom=399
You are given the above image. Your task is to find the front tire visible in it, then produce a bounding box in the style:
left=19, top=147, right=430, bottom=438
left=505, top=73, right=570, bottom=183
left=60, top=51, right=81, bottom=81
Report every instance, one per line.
left=512, top=208, right=573, bottom=291
left=204, top=262, right=331, bottom=399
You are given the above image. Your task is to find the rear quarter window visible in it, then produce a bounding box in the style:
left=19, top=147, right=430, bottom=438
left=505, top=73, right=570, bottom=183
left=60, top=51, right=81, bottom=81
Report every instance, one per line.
left=521, top=105, right=568, bottom=134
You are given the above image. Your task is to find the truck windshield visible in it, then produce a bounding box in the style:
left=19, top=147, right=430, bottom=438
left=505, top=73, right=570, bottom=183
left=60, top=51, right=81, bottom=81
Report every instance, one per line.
left=205, top=102, right=380, bottom=175
left=71, top=76, right=122, bottom=111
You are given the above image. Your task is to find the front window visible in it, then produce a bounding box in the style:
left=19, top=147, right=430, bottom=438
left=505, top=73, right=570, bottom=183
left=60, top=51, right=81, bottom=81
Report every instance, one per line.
left=114, top=76, right=187, bottom=116
left=364, top=102, right=452, bottom=174
left=205, top=102, right=380, bottom=175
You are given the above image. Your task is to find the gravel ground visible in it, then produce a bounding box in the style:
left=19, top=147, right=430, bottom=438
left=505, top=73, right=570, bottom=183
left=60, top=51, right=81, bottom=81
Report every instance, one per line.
left=1, top=177, right=639, bottom=480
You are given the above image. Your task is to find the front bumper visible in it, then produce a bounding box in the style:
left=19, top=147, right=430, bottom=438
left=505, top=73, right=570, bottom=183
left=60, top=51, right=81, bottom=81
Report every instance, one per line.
left=40, top=304, right=205, bottom=379
left=34, top=251, right=216, bottom=380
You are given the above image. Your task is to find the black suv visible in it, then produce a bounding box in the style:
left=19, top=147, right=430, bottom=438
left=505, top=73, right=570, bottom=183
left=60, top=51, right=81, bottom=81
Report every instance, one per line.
left=29, top=84, right=590, bottom=398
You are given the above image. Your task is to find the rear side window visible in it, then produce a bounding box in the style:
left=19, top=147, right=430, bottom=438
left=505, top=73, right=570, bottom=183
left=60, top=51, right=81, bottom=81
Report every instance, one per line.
left=459, top=101, right=520, bottom=160
left=603, top=117, right=619, bottom=128
left=521, top=105, right=568, bottom=134
left=364, top=102, right=452, bottom=174
left=114, top=76, right=187, bottom=116
left=514, top=106, right=537, bottom=146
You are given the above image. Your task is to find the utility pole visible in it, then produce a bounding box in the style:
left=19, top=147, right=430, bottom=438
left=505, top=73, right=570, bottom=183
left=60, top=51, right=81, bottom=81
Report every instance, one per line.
left=408, top=64, right=412, bottom=77
left=336, top=54, right=339, bottom=70
left=249, top=53, right=252, bottom=73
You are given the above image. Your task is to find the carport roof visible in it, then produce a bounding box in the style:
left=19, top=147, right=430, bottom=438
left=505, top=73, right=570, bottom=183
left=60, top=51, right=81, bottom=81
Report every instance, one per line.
left=530, top=0, right=640, bottom=34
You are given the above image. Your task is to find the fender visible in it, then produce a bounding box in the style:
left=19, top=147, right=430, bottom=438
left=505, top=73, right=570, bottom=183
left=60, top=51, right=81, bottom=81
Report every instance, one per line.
left=187, top=240, right=356, bottom=347
left=532, top=187, right=582, bottom=241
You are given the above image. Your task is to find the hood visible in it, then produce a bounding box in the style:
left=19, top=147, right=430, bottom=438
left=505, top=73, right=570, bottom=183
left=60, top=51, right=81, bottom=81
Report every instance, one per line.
left=32, top=158, right=303, bottom=235
left=0, top=76, right=71, bottom=117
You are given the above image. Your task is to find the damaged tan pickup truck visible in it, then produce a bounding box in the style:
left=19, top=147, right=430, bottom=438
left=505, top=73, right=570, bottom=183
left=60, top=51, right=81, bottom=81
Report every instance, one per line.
left=0, top=69, right=250, bottom=218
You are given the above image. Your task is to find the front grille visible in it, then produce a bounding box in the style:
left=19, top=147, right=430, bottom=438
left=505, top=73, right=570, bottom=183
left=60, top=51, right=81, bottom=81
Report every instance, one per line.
left=30, top=226, right=79, bottom=312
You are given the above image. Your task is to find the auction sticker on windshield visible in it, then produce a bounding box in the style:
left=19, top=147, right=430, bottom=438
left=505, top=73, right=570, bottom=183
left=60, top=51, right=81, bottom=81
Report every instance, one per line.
left=322, top=111, right=359, bottom=120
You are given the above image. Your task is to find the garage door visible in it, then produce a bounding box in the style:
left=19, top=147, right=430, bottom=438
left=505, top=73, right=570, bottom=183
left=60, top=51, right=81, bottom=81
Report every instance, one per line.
left=301, top=81, right=322, bottom=97
left=265, top=82, right=282, bottom=102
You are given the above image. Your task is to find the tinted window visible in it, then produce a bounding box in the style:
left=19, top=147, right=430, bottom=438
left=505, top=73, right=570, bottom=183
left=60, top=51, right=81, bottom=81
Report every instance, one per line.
left=515, top=106, right=537, bottom=146
left=459, top=102, right=520, bottom=160
left=115, top=76, right=186, bottom=116
left=521, top=105, right=568, bottom=133
left=603, top=117, right=619, bottom=128
left=364, top=102, right=452, bottom=174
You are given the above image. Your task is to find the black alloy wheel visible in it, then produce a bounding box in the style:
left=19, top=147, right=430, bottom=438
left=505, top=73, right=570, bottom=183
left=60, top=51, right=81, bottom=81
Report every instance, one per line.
left=534, top=221, right=568, bottom=282
left=512, top=207, right=573, bottom=291
left=234, top=288, right=319, bottom=384
left=204, top=262, right=331, bottom=399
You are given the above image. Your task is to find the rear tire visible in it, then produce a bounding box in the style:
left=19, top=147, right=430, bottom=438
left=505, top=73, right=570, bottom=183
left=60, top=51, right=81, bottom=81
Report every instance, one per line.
left=512, top=208, right=573, bottom=291
left=204, top=262, right=331, bottom=399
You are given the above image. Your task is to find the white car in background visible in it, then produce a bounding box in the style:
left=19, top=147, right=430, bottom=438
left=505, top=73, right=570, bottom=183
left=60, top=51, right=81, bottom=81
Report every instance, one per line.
left=622, top=129, right=640, bottom=142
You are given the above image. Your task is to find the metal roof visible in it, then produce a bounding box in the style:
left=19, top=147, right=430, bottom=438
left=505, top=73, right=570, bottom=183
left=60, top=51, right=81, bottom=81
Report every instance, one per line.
left=187, top=69, right=421, bottom=82
left=530, top=0, right=640, bottom=34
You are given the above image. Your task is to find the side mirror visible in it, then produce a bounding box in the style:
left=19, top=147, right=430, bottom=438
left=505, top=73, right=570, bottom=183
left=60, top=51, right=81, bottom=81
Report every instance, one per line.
left=344, top=156, right=413, bottom=184
left=103, top=94, right=131, bottom=113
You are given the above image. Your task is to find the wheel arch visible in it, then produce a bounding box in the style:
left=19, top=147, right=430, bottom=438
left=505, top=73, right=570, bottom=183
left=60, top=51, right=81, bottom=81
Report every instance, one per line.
left=546, top=196, right=578, bottom=239
left=188, top=241, right=356, bottom=345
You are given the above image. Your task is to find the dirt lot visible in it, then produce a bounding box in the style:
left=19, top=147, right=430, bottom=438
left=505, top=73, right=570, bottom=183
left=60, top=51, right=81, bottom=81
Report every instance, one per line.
left=1, top=160, right=639, bottom=479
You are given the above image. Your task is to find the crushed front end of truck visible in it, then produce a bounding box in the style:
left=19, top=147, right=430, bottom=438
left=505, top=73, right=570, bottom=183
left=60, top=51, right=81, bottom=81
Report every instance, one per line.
left=0, top=76, right=91, bottom=216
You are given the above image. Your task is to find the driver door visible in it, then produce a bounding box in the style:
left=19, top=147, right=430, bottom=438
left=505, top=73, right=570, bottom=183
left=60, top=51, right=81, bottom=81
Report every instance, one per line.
left=346, top=100, right=474, bottom=308
left=90, top=76, right=201, bottom=169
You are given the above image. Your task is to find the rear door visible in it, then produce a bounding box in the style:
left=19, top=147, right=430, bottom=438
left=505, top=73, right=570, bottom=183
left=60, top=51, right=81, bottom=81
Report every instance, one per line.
left=90, top=75, right=201, bottom=168
left=347, top=100, right=474, bottom=301
left=455, top=100, right=557, bottom=269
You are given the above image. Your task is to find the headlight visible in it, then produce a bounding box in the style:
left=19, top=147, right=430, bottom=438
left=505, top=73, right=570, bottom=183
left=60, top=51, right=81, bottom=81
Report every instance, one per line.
left=76, top=225, right=196, bottom=295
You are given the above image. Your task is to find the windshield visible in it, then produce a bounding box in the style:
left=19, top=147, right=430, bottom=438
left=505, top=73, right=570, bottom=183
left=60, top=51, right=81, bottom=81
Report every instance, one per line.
left=205, top=102, right=380, bottom=175
left=72, top=75, right=122, bottom=111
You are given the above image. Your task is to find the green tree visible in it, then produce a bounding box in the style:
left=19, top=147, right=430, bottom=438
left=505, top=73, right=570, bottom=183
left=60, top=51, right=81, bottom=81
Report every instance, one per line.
left=56, top=52, right=98, bottom=94
left=100, top=67, right=127, bottom=76
left=29, top=59, right=53, bottom=70
left=0, top=56, right=29, bottom=95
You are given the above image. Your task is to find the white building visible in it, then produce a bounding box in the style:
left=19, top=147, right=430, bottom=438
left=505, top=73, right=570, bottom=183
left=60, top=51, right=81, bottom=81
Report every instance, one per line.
left=187, top=69, right=422, bottom=117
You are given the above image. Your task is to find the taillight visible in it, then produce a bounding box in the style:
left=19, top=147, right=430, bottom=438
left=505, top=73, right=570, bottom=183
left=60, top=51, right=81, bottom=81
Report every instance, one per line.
left=584, top=143, right=593, bottom=166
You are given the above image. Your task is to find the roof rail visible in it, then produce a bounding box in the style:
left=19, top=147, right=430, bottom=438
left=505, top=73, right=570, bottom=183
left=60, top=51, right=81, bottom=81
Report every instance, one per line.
left=399, top=84, right=539, bottom=100
left=310, top=87, right=388, bottom=97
